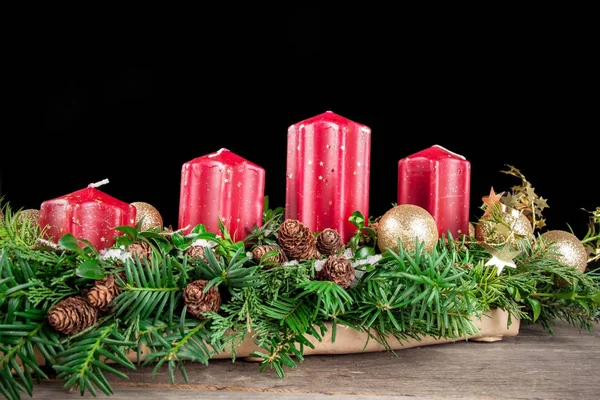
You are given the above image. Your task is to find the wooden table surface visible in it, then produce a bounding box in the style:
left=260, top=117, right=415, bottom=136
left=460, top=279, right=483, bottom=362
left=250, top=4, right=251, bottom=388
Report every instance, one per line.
left=32, top=321, right=599, bottom=400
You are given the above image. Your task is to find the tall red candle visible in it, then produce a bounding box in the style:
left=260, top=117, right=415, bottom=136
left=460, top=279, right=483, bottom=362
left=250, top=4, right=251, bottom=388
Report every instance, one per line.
left=178, top=148, right=265, bottom=242
left=286, top=111, right=371, bottom=244
left=397, top=145, right=471, bottom=238
left=39, top=179, right=136, bottom=250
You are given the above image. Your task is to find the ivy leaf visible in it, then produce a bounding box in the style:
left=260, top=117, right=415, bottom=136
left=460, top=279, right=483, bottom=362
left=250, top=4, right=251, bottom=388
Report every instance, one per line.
left=76, top=260, right=105, bottom=280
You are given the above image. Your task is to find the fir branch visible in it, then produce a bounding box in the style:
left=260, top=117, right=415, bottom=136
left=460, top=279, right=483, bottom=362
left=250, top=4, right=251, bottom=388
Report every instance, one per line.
left=249, top=326, right=319, bottom=378
left=193, top=246, right=261, bottom=298
left=53, top=322, right=137, bottom=397
left=0, top=302, right=63, bottom=400
left=140, top=317, right=216, bottom=384
left=112, top=253, right=182, bottom=324
left=297, top=280, right=354, bottom=319
left=260, top=262, right=314, bottom=302
left=346, top=241, right=482, bottom=349
left=25, top=279, right=79, bottom=309
left=260, top=296, right=316, bottom=336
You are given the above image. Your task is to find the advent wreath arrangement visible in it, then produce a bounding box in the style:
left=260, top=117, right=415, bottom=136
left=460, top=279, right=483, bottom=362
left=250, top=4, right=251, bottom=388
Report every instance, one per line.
left=0, top=165, right=599, bottom=399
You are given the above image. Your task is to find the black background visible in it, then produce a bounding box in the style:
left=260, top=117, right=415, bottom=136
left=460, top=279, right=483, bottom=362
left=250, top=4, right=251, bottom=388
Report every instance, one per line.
left=1, top=9, right=596, bottom=242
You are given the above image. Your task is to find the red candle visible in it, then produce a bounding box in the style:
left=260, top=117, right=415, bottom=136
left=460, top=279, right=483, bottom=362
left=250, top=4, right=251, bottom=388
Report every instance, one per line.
left=286, top=111, right=371, bottom=244
left=397, top=145, right=471, bottom=238
left=178, top=148, right=265, bottom=242
left=39, top=179, right=136, bottom=250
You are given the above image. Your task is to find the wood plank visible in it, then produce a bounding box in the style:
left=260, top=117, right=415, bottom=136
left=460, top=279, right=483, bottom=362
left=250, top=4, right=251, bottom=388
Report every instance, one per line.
left=32, top=321, right=600, bottom=399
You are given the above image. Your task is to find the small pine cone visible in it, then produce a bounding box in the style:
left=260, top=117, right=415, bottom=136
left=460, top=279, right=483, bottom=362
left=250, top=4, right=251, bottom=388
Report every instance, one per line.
left=252, top=244, right=288, bottom=268
left=317, top=255, right=355, bottom=289
left=185, top=245, right=213, bottom=263
left=127, top=241, right=152, bottom=260
left=277, top=219, right=317, bottom=261
left=316, top=228, right=344, bottom=256
left=300, top=244, right=321, bottom=261
left=183, top=280, right=222, bottom=319
left=47, top=296, right=99, bottom=335
left=87, top=275, right=121, bottom=311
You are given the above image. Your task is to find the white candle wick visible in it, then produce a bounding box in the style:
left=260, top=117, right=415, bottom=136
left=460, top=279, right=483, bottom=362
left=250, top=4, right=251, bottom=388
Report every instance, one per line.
left=88, top=178, right=110, bottom=188
left=432, top=144, right=466, bottom=160
left=209, top=148, right=228, bottom=158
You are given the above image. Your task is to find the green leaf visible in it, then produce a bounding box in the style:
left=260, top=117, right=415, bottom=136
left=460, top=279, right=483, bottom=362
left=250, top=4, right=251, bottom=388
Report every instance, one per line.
left=191, top=224, right=207, bottom=234
left=58, top=233, right=85, bottom=255
left=348, top=211, right=365, bottom=227
left=355, top=246, right=376, bottom=259
left=171, top=233, right=186, bottom=249
left=76, top=260, right=104, bottom=280
left=527, top=298, right=541, bottom=322
left=115, top=225, right=139, bottom=240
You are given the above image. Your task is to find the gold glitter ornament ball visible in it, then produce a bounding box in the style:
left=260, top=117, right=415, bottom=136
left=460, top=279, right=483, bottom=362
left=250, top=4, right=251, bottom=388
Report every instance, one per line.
left=541, top=230, right=588, bottom=273
left=377, top=204, right=438, bottom=254
left=475, top=211, right=533, bottom=247
left=17, top=209, right=40, bottom=229
left=131, top=202, right=163, bottom=231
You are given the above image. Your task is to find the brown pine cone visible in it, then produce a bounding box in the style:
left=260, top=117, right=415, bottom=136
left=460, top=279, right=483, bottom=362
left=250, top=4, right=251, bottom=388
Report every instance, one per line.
left=185, top=245, right=213, bottom=263
left=251, top=244, right=288, bottom=268
left=316, top=228, right=344, bottom=256
left=47, top=296, right=99, bottom=335
left=317, top=255, right=355, bottom=289
left=183, top=280, right=222, bottom=319
left=127, top=241, right=152, bottom=261
left=87, top=275, right=122, bottom=311
left=277, top=219, right=318, bottom=261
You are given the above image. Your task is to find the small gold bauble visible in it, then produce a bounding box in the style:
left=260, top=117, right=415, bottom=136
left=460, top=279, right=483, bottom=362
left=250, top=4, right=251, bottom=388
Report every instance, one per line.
left=131, top=202, right=163, bottom=231
left=377, top=204, right=438, bottom=254
left=475, top=210, right=533, bottom=247
left=541, top=230, right=588, bottom=273
left=18, top=209, right=40, bottom=229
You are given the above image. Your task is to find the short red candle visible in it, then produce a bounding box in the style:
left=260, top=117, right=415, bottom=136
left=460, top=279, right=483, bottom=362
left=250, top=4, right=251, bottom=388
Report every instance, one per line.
left=285, top=111, right=371, bottom=244
left=178, top=148, right=265, bottom=242
left=39, top=180, right=137, bottom=250
left=397, top=145, right=471, bottom=238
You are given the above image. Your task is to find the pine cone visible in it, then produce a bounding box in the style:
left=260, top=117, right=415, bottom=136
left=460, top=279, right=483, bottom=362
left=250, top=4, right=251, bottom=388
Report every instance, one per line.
left=317, top=255, right=355, bottom=289
left=277, top=219, right=318, bottom=261
left=183, top=280, right=222, bottom=319
left=316, top=228, right=344, bottom=256
left=47, top=296, right=99, bottom=335
left=252, top=244, right=288, bottom=268
left=185, top=245, right=213, bottom=263
left=87, top=275, right=122, bottom=311
left=127, top=241, right=152, bottom=261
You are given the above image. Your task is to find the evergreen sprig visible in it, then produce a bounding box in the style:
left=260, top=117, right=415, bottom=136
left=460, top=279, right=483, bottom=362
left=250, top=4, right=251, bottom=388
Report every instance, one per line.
left=1, top=188, right=600, bottom=399
left=52, top=322, right=137, bottom=397
left=112, top=253, right=183, bottom=324
left=139, top=317, right=216, bottom=384
left=0, top=305, right=62, bottom=400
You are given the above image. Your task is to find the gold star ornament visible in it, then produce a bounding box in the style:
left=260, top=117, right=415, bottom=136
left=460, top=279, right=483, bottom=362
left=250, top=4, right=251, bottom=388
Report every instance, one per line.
left=484, top=244, right=521, bottom=275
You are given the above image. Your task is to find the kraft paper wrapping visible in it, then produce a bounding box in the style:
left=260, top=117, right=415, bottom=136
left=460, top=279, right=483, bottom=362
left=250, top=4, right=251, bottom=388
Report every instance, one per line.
left=26, top=308, right=518, bottom=366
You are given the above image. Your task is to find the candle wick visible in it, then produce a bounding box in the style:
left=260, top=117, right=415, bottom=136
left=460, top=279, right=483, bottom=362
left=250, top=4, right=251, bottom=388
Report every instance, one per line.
left=88, top=178, right=110, bottom=188
left=209, top=148, right=228, bottom=158
left=432, top=144, right=466, bottom=160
